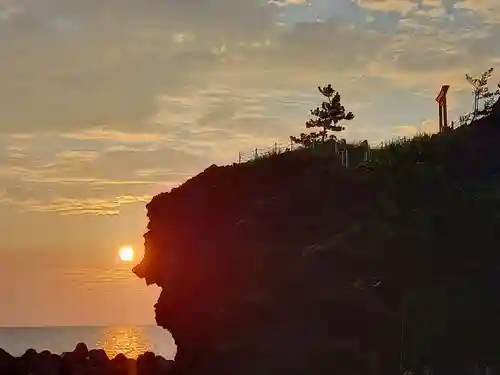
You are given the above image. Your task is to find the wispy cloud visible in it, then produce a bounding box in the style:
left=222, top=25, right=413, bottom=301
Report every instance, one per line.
left=12, top=195, right=153, bottom=216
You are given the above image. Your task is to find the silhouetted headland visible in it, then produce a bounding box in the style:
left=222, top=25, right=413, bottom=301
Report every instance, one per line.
left=133, top=91, right=500, bottom=375
left=0, top=343, right=173, bottom=375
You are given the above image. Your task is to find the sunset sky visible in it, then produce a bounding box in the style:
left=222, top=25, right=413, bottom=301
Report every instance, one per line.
left=1, top=0, right=499, bottom=326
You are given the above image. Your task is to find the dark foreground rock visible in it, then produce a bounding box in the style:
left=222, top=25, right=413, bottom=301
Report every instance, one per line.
left=134, top=102, right=500, bottom=375
left=0, top=343, right=173, bottom=375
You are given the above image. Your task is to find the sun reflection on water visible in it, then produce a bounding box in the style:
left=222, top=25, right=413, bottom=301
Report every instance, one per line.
left=96, top=326, right=152, bottom=359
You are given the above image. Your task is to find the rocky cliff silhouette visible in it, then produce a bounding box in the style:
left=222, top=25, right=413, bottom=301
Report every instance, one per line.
left=134, top=100, right=500, bottom=375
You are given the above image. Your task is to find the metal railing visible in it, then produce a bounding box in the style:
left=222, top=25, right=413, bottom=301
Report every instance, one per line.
left=237, top=139, right=373, bottom=167
left=238, top=141, right=298, bottom=164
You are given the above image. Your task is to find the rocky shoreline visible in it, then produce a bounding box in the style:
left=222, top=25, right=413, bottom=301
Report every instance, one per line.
left=0, top=343, right=173, bottom=375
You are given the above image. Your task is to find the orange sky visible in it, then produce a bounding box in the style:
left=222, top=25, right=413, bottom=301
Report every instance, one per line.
left=0, top=247, right=159, bottom=326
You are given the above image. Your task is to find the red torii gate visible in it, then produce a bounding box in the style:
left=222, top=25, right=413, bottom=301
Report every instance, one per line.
left=436, top=85, right=451, bottom=133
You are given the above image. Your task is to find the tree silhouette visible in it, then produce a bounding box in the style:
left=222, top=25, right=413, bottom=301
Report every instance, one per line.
left=291, top=84, right=354, bottom=147
left=465, top=68, right=500, bottom=122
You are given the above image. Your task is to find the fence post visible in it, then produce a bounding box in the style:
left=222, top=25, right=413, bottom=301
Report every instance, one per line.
left=364, top=146, right=370, bottom=162
left=254, top=148, right=258, bottom=159
left=345, top=148, right=349, bottom=168
left=238, top=152, right=241, bottom=164
left=290, top=139, right=293, bottom=151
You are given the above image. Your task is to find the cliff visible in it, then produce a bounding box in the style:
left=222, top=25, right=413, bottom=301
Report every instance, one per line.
left=134, top=104, right=500, bottom=375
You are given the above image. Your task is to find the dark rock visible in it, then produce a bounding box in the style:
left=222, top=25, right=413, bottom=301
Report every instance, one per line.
left=110, top=353, right=130, bottom=375
left=0, top=348, right=18, bottom=374
left=156, top=355, right=175, bottom=374
left=0, top=346, right=165, bottom=375
left=74, top=342, right=89, bottom=362
left=21, top=348, right=40, bottom=373
left=137, top=351, right=156, bottom=375
left=88, top=349, right=110, bottom=375
left=89, top=348, right=109, bottom=365
left=134, top=105, right=500, bottom=375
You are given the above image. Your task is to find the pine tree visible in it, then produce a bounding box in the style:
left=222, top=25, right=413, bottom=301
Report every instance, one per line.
left=291, top=84, right=354, bottom=147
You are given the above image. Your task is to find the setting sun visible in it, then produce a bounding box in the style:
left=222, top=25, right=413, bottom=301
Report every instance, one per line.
left=119, top=246, right=135, bottom=262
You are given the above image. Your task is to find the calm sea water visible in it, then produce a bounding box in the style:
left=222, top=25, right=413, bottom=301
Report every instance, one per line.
left=0, top=326, right=176, bottom=359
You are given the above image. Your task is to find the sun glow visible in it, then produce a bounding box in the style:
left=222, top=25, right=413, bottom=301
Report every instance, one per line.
left=119, top=246, right=135, bottom=262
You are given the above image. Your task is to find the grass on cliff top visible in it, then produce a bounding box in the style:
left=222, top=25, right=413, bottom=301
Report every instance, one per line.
left=245, top=131, right=439, bottom=169
left=245, top=117, right=489, bottom=171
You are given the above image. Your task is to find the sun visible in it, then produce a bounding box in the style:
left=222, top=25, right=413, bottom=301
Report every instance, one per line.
left=119, top=246, right=135, bottom=262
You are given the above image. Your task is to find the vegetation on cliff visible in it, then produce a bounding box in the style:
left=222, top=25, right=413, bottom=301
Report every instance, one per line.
left=134, top=72, right=500, bottom=375
left=290, top=84, right=354, bottom=147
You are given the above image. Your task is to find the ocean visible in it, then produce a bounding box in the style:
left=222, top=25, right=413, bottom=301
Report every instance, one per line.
left=0, top=326, right=176, bottom=359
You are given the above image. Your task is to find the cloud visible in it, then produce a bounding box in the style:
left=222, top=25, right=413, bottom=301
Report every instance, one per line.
left=357, top=0, right=418, bottom=15
left=0, top=0, right=275, bottom=134
left=13, top=195, right=153, bottom=216
left=1, top=0, right=500, bottom=217
left=453, top=0, right=500, bottom=21
left=1, top=0, right=498, bottom=134
left=0, top=128, right=208, bottom=215
left=1, top=139, right=203, bottom=184
left=0, top=0, right=486, bottom=135
left=393, top=119, right=437, bottom=136
left=55, top=150, right=100, bottom=162
left=0, top=0, right=24, bottom=20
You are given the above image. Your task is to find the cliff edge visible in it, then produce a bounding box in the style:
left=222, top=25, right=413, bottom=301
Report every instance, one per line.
left=134, top=104, right=500, bottom=375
